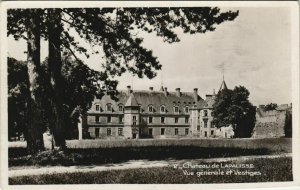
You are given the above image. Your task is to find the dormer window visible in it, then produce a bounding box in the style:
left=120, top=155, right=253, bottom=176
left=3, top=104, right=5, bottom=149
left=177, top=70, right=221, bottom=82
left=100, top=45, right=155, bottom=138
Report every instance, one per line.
left=174, top=106, right=179, bottom=113
left=160, top=105, right=166, bottom=113
left=185, top=106, right=189, bottom=113
left=148, top=105, right=153, bottom=112
left=106, top=103, right=112, bottom=112
left=95, top=104, right=100, bottom=111
left=118, top=104, right=123, bottom=112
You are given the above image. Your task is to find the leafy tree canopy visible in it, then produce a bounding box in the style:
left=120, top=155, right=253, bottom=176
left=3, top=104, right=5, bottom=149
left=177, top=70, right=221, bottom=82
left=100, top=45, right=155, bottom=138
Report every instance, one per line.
left=7, top=7, right=239, bottom=150
left=264, top=103, right=278, bottom=111
left=212, top=86, right=256, bottom=138
left=8, top=56, right=102, bottom=140
left=8, top=7, right=239, bottom=96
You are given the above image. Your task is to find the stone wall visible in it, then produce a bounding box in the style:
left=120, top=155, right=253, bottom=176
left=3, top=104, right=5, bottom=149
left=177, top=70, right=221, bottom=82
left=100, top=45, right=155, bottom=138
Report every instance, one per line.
left=252, top=110, right=286, bottom=138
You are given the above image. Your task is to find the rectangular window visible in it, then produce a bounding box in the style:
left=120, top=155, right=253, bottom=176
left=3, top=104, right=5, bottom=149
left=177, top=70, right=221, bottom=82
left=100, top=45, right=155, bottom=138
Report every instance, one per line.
left=133, top=115, right=137, bottom=121
left=175, top=117, right=178, bottom=123
left=185, top=116, right=189, bottom=124
left=96, top=105, right=100, bottom=111
left=174, top=107, right=179, bottom=113
left=161, top=117, right=165, bottom=124
left=107, top=116, right=111, bottom=123
left=197, top=126, right=200, bottom=131
left=95, top=128, right=100, bottom=138
left=118, top=128, right=123, bottom=136
left=149, top=128, right=153, bottom=136
left=161, top=128, right=165, bottom=135
left=211, top=130, right=214, bottom=136
left=119, top=105, right=123, bottom=112
left=205, top=131, right=207, bottom=137
left=119, top=116, right=123, bottom=123
left=175, top=128, right=179, bottom=135
left=204, top=110, right=208, bottom=117
left=204, top=120, right=208, bottom=128
left=185, top=107, right=189, bottom=113
left=149, top=116, right=153, bottom=124
left=107, top=128, right=112, bottom=136
left=148, top=106, right=153, bottom=112
left=185, top=128, right=189, bottom=135
left=133, top=121, right=136, bottom=126
left=95, top=116, right=100, bottom=123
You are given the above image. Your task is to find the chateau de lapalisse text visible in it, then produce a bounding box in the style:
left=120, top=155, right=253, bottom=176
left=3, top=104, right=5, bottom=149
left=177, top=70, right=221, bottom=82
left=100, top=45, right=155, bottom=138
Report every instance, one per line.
left=78, top=79, right=292, bottom=139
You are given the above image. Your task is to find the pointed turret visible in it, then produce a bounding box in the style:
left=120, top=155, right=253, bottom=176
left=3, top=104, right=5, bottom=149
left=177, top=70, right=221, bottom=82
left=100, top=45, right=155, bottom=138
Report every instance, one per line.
left=218, top=80, right=228, bottom=93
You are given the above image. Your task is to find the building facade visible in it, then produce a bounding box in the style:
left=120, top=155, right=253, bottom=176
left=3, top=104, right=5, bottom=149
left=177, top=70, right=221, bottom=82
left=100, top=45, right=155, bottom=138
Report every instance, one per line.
left=80, top=79, right=292, bottom=139
left=81, top=81, right=227, bottom=139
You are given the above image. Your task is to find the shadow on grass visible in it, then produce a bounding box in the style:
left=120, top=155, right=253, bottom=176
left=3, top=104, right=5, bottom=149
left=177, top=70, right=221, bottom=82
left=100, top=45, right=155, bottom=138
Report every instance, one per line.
left=9, top=157, right=293, bottom=184
left=9, top=146, right=273, bottom=167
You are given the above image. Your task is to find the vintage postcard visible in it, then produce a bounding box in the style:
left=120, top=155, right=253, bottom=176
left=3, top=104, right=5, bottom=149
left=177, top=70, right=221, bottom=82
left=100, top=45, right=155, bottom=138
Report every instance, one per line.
left=0, top=1, right=299, bottom=189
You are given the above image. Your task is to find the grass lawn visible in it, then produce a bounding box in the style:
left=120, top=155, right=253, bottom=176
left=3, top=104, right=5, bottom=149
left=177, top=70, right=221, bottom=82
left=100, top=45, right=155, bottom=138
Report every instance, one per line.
left=9, top=157, right=292, bottom=184
left=9, top=138, right=291, bottom=167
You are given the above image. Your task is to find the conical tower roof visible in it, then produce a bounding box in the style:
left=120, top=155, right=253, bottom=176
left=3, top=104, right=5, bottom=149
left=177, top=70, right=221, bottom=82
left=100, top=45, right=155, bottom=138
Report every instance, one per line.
left=125, top=93, right=139, bottom=107
left=218, top=80, right=228, bottom=92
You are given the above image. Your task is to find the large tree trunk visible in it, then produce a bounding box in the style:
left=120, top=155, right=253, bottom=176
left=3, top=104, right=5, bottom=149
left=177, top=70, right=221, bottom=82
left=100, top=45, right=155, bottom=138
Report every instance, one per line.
left=47, top=9, right=66, bottom=149
left=26, top=9, right=44, bottom=153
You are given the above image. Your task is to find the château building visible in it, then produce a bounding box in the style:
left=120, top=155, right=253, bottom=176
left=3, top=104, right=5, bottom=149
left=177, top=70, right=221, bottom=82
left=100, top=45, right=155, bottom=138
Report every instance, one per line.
left=80, top=80, right=229, bottom=139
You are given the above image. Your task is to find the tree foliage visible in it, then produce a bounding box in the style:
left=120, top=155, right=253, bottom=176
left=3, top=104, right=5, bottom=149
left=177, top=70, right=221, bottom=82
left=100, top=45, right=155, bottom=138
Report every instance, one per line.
left=212, top=86, right=256, bottom=138
left=284, top=107, right=292, bottom=138
left=8, top=58, right=30, bottom=140
left=8, top=7, right=239, bottom=88
left=264, top=103, right=278, bottom=111
left=8, top=56, right=103, bottom=140
left=7, top=7, right=239, bottom=150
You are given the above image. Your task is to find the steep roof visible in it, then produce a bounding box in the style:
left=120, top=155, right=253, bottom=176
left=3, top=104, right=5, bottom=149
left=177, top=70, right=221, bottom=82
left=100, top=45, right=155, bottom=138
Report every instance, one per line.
left=125, top=93, right=139, bottom=107
left=219, top=80, right=228, bottom=92
left=88, top=89, right=208, bottom=114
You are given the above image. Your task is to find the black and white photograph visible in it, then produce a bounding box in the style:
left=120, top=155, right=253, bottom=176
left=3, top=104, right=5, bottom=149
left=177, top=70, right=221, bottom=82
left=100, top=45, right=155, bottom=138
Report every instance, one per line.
left=1, top=1, right=299, bottom=188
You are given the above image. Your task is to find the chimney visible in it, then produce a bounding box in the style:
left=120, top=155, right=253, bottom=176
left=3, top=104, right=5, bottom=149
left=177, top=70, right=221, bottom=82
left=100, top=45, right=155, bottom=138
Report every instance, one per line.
left=193, top=88, right=198, bottom=101
left=164, top=87, right=168, bottom=96
left=175, top=88, right=181, bottom=97
left=149, top=87, right=153, bottom=91
left=127, top=85, right=131, bottom=94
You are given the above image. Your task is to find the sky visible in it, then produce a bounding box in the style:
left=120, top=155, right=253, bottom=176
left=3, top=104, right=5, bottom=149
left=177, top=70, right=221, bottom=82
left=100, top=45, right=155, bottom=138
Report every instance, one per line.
left=7, top=7, right=292, bottom=106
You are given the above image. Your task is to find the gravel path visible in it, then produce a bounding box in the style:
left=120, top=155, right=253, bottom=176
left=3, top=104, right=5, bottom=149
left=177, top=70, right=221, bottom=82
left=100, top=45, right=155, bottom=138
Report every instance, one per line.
left=9, top=153, right=292, bottom=177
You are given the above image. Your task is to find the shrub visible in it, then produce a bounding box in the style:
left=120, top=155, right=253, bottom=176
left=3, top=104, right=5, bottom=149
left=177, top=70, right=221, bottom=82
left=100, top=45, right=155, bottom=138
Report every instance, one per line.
left=66, top=138, right=291, bottom=153
left=31, top=150, right=75, bottom=166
